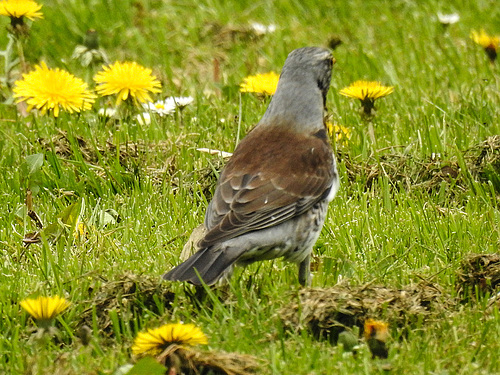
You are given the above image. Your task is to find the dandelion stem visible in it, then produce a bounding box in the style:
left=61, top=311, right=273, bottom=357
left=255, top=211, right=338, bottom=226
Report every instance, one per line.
left=15, top=37, right=27, bottom=74
left=367, top=122, right=376, bottom=145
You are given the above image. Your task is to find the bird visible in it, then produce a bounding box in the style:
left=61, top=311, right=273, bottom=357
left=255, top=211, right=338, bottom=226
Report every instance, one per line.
left=163, top=46, right=339, bottom=286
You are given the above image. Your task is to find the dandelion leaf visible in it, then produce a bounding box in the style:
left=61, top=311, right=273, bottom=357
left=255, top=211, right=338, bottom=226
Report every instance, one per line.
left=24, top=153, right=44, bottom=176
left=43, top=200, right=83, bottom=240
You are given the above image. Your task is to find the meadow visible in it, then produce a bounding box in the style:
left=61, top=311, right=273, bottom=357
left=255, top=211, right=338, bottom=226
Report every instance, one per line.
left=0, top=0, right=500, bottom=373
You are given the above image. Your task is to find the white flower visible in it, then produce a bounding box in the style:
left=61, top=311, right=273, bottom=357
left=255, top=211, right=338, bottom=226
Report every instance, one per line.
left=437, top=12, right=459, bottom=25
left=196, top=148, right=233, bottom=158
left=167, top=96, right=194, bottom=108
left=98, top=107, right=117, bottom=117
left=142, top=99, right=176, bottom=116
left=250, top=22, right=276, bottom=35
left=136, top=112, right=151, bottom=125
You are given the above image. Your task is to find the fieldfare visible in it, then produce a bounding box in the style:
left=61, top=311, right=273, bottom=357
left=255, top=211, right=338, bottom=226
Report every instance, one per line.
left=163, top=46, right=339, bottom=286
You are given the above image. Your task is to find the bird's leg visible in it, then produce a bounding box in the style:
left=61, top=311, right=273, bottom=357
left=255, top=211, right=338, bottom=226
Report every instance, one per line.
left=298, top=254, right=312, bottom=286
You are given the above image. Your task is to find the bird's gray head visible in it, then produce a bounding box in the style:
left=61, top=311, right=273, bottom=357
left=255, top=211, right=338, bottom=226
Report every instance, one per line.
left=280, top=47, right=334, bottom=107
left=260, top=47, right=334, bottom=131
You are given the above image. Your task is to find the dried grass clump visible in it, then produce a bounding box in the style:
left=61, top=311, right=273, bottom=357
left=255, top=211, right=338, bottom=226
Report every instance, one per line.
left=279, top=281, right=450, bottom=343
left=340, top=151, right=462, bottom=193
left=38, top=130, right=222, bottom=195
left=79, top=272, right=175, bottom=335
left=464, top=135, right=500, bottom=187
left=456, top=253, right=500, bottom=301
left=340, top=135, right=500, bottom=195
left=38, top=129, right=99, bottom=163
left=38, top=129, right=177, bottom=174
left=156, top=345, right=263, bottom=375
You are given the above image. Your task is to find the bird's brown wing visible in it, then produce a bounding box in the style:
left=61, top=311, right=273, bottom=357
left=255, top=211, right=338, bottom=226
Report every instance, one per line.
left=200, top=126, right=336, bottom=248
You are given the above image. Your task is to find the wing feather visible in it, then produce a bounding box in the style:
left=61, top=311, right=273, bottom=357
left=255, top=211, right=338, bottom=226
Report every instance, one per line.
left=200, top=125, right=336, bottom=248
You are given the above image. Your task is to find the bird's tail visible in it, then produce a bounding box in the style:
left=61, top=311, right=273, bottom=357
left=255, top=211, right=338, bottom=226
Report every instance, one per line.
left=162, top=245, right=243, bottom=286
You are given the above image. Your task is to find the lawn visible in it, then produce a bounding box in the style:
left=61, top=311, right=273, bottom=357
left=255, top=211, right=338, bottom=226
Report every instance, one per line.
left=0, top=0, right=500, bottom=374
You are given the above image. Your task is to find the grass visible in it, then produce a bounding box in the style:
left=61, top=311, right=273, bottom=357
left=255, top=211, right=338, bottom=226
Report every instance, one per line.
left=1, top=0, right=500, bottom=373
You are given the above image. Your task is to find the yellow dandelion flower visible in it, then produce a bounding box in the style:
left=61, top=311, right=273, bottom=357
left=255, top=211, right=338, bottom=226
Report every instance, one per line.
left=364, top=318, right=389, bottom=342
left=240, top=71, right=280, bottom=96
left=74, top=222, right=88, bottom=240
left=326, top=122, right=351, bottom=145
left=94, top=61, right=162, bottom=106
left=340, top=80, right=394, bottom=101
left=339, top=80, right=394, bottom=116
left=20, top=296, right=71, bottom=322
left=132, top=323, right=208, bottom=356
left=0, top=0, right=42, bottom=21
left=471, top=29, right=499, bottom=63
left=364, top=319, right=389, bottom=359
left=13, top=62, right=96, bottom=117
